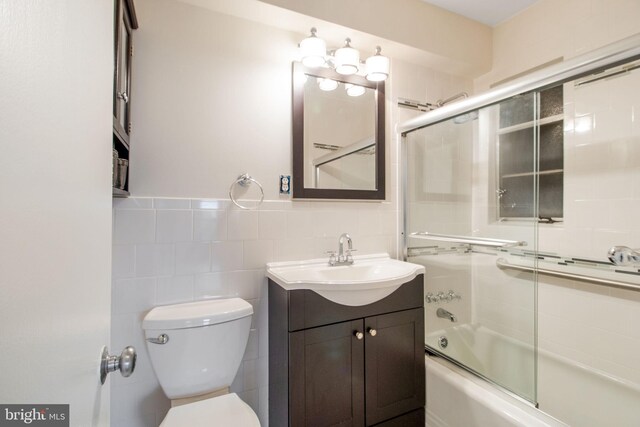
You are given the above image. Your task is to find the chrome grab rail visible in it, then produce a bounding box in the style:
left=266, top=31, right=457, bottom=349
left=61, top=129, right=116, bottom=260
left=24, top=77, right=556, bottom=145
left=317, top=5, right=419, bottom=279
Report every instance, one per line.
left=496, top=258, right=640, bottom=292
left=410, top=232, right=527, bottom=248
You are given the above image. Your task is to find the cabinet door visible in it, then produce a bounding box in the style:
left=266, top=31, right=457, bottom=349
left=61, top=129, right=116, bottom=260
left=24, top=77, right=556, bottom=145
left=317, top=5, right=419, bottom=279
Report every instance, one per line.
left=365, top=308, right=425, bottom=426
left=113, top=0, right=134, bottom=140
left=290, top=319, right=365, bottom=427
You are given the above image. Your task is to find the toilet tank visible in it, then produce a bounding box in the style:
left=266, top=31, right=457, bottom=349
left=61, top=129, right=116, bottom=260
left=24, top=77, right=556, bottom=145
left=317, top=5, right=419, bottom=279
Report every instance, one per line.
left=143, top=298, right=253, bottom=400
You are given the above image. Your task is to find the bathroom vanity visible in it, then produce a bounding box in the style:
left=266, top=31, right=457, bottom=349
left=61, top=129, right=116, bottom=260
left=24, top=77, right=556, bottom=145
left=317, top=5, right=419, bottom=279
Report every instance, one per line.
left=267, top=255, right=425, bottom=426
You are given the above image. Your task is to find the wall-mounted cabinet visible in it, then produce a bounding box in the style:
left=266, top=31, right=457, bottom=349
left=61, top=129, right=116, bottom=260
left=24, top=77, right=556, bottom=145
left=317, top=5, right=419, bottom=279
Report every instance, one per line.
left=112, top=0, right=138, bottom=197
left=269, top=275, right=425, bottom=426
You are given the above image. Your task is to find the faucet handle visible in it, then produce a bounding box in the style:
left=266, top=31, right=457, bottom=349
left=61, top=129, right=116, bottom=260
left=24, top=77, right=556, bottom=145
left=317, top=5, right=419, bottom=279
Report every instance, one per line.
left=345, top=248, right=357, bottom=262
left=326, top=251, right=337, bottom=266
left=447, top=290, right=461, bottom=301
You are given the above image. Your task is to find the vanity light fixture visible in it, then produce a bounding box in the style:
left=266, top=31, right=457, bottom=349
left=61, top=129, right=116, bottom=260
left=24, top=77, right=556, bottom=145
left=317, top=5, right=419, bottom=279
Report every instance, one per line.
left=298, top=27, right=389, bottom=82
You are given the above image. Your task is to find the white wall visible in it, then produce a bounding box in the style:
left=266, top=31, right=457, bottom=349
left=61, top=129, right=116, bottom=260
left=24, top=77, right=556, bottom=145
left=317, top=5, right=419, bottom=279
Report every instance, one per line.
left=0, top=1, right=113, bottom=425
left=258, top=0, right=493, bottom=77
left=112, top=0, right=474, bottom=425
left=475, top=0, right=640, bottom=90
left=130, top=0, right=294, bottom=199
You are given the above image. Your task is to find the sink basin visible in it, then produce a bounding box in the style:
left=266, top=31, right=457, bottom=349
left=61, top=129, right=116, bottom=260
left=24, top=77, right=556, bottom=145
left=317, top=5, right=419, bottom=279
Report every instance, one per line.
left=266, top=253, right=425, bottom=306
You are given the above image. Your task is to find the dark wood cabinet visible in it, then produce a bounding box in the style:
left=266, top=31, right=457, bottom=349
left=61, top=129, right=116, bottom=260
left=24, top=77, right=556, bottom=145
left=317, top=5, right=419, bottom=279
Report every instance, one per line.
left=112, top=0, right=138, bottom=197
left=290, top=320, right=365, bottom=427
left=365, top=309, right=424, bottom=425
left=269, top=274, right=425, bottom=427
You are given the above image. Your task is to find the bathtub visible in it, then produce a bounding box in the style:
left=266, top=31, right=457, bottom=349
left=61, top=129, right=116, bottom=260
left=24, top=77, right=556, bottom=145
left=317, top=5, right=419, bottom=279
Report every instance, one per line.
left=425, top=324, right=640, bottom=427
left=425, top=354, right=565, bottom=427
left=426, top=323, right=536, bottom=402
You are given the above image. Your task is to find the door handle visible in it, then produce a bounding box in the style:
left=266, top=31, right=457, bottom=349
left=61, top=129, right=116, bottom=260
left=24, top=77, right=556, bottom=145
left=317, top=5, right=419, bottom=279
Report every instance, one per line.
left=100, top=346, right=137, bottom=384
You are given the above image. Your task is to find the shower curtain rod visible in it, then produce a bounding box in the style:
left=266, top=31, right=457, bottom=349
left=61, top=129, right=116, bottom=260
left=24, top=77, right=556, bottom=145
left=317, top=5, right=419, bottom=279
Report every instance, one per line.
left=398, top=33, right=640, bottom=135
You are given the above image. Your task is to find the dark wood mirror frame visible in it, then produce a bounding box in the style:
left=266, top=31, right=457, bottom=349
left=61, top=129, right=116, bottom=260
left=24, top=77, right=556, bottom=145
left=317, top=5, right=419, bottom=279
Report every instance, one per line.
left=292, top=62, right=385, bottom=200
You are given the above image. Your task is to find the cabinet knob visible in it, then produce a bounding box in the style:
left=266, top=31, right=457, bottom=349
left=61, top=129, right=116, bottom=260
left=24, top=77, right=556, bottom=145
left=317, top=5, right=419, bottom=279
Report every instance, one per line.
left=354, top=331, right=364, bottom=340
left=367, top=328, right=377, bottom=337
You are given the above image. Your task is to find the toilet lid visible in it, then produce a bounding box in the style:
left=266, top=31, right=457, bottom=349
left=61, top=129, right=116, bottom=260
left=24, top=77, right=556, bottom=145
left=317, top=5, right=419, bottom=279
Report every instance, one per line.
left=160, top=394, right=260, bottom=427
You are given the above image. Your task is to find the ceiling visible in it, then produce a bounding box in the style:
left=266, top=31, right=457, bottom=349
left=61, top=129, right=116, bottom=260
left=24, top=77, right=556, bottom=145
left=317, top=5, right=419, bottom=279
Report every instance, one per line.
left=421, top=0, right=539, bottom=26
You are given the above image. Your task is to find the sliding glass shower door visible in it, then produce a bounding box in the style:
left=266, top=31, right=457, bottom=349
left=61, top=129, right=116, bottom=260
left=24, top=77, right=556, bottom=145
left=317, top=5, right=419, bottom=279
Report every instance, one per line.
left=402, top=38, right=640, bottom=422
left=404, top=91, right=547, bottom=403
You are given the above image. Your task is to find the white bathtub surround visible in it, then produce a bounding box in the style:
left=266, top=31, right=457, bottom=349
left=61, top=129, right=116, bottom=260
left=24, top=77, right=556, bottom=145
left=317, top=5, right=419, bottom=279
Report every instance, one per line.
left=425, top=355, right=566, bottom=427
left=111, top=196, right=397, bottom=425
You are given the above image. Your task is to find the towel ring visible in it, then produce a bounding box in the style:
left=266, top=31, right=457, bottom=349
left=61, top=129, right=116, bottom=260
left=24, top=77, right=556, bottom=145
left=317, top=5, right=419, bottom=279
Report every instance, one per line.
left=229, top=173, right=264, bottom=210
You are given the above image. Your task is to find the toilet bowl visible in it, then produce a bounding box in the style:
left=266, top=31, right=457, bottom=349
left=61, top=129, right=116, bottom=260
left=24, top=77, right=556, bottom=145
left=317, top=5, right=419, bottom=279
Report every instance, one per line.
left=143, top=298, right=260, bottom=426
left=160, top=393, right=258, bottom=427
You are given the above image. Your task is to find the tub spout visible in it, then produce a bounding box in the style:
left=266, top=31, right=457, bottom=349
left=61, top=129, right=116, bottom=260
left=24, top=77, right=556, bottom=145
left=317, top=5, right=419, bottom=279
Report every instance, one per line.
left=437, top=307, right=457, bottom=322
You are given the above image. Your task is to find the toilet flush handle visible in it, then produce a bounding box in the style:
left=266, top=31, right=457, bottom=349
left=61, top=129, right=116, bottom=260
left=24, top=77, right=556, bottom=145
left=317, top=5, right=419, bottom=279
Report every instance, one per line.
left=146, top=333, right=169, bottom=345
left=100, top=346, right=137, bottom=385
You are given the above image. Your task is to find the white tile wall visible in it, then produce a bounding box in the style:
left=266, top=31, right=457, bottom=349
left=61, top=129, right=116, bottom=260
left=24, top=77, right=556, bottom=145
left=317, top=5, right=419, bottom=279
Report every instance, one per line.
left=111, top=196, right=398, bottom=426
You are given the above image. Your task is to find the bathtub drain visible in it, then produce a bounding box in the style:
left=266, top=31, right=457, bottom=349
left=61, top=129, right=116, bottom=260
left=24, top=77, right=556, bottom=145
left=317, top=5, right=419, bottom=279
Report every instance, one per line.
left=438, top=336, right=448, bottom=349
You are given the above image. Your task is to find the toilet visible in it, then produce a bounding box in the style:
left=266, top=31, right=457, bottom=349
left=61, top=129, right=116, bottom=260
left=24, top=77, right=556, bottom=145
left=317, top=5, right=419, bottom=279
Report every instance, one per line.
left=142, top=298, right=260, bottom=426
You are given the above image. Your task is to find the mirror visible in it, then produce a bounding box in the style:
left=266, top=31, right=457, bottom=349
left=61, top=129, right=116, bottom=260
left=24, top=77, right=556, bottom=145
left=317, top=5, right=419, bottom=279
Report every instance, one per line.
left=292, top=62, right=385, bottom=199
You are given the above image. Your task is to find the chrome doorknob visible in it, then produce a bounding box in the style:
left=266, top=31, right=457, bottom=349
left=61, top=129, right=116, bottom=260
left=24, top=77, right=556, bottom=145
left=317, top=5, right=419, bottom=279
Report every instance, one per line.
left=354, top=331, right=364, bottom=340
left=367, top=328, right=377, bottom=337
left=100, top=346, right=137, bottom=384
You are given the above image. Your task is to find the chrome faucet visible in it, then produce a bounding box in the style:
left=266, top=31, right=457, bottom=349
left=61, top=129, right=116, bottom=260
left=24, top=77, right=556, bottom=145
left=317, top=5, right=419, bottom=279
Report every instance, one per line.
left=328, top=233, right=356, bottom=266
left=437, top=308, right=457, bottom=322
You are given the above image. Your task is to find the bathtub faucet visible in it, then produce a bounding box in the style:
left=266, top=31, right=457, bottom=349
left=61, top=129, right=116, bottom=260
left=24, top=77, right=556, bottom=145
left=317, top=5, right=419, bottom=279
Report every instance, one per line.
left=437, top=308, right=457, bottom=322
